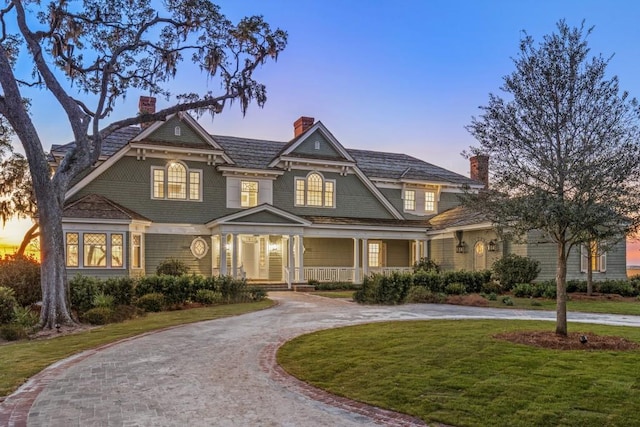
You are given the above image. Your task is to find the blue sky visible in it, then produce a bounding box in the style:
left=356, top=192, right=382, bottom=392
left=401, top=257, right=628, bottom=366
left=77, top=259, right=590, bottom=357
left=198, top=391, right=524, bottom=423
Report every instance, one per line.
left=6, top=0, right=640, bottom=261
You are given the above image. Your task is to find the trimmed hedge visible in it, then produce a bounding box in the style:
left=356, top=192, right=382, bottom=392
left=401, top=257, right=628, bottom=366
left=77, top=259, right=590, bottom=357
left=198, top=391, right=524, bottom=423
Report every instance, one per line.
left=0, top=255, right=41, bottom=306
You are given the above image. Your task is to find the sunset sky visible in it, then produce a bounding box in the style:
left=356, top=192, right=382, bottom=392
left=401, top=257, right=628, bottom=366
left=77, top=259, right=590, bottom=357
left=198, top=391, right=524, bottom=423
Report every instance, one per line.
left=3, top=0, right=640, bottom=264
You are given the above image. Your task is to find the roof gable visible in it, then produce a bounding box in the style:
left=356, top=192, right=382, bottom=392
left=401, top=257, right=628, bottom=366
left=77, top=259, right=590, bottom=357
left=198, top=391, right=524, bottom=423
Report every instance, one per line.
left=269, top=121, right=355, bottom=166
left=63, top=194, right=150, bottom=222
left=207, top=204, right=311, bottom=226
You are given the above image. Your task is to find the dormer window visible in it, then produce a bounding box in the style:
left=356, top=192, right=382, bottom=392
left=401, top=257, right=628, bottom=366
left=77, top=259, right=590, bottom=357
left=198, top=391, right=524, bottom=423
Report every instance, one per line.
left=404, top=190, right=416, bottom=211
left=295, top=172, right=335, bottom=208
left=425, top=191, right=436, bottom=212
left=151, top=162, right=202, bottom=201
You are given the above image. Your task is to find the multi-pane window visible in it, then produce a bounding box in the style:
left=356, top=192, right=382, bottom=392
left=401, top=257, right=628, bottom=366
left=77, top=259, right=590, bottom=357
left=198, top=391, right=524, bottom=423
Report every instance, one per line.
left=111, top=234, right=123, bottom=267
left=65, top=232, right=127, bottom=269
left=404, top=190, right=416, bottom=211
left=241, top=181, right=259, bottom=207
left=295, top=172, right=335, bottom=208
left=152, top=162, right=202, bottom=201
left=84, top=233, right=107, bottom=267
left=66, top=233, right=79, bottom=267
left=424, top=191, right=436, bottom=212
left=368, top=241, right=383, bottom=267
left=132, top=234, right=142, bottom=269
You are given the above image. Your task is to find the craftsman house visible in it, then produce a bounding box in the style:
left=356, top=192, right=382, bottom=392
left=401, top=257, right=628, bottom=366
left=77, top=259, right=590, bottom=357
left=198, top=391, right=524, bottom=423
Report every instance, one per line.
left=49, top=97, right=627, bottom=285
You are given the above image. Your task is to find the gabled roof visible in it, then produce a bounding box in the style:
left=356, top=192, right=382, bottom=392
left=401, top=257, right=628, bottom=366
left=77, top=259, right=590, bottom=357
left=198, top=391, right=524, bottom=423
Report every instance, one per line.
left=212, top=136, right=286, bottom=170
left=49, top=127, right=142, bottom=161
left=64, top=194, right=150, bottom=221
left=301, top=215, right=431, bottom=229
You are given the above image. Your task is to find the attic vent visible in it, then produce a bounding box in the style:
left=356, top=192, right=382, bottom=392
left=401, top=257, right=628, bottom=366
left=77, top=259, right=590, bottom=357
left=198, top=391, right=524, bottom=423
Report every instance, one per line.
left=314, top=141, right=320, bottom=150
left=174, top=126, right=181, bottom=136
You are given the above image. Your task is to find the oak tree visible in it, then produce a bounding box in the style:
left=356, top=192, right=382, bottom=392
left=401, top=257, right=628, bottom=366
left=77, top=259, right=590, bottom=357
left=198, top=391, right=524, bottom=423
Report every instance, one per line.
left=0, top=0, right=287, bottom=328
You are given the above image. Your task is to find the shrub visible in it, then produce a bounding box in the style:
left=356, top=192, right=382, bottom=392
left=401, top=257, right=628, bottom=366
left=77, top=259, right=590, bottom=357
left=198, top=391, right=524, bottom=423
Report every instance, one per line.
left=353, top=272, right=413, bottom=305
left=481, top=281, right=502, bottom=294
left=406, top=286, right=447, bottom=304
left=413, top=258, right=440, bottom=273
left=0, top=324, right=28, bottom=341
left=444, top=282, right=467, bottom=295
left=492, top=254, right=540, bottom=290
left=412, top=270, right=445, bottom=293
left=92, top=292, right=115, bottom=309
left=247, top=287, right=267, bottom=301
left=487, top=292, right=498, bottom=301
left=82, top=307, right=113, bottom=325
left=102, top=277, right=135, bottom=306
left=12, top=306, right=39, bottom=328
left=446, top=294, right=489, bottom=307
left=194, top=289, right=221, bottom=305
left=0, top=286, right=18, bottom=324
left=538, top=282, right=557, bottom=299
left=566, top=280, right=587, bottom=293
left=512, top=283, right=533, bottom=298
left=156, top=258, right=189, bottom=276
left=218, top=276, right=247, bottom=303
left=442, top=270, right=491, bottom=293
left=0, top=255, right=41, bottom=306
left=69, top=274, right=102, bottom=313
left=307, top=279, right=319, bottom=288
left=501, top=296, right=514, bottom=306
left=597, top=280, right=637, bottom=297
left=135, top=293, right=165, bottom=312
left=314, top=281, right=359, bottom=291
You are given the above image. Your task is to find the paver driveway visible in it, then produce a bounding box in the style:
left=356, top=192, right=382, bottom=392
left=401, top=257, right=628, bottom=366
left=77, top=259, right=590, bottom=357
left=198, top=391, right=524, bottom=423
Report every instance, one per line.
left=3, top=291, right=640, bottom=426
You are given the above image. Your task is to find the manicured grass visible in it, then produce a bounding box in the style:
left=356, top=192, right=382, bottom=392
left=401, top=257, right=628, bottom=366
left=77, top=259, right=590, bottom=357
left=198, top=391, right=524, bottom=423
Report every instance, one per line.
left=484, top=296, right=640, bottom=316
left=0, top=299, right=274, bottom=398
left=278, top=319, right=640, bottom=427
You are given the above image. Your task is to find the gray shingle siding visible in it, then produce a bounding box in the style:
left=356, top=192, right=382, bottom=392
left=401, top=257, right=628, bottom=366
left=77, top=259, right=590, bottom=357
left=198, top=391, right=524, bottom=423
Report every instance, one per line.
left=145, top=234, right=211, bottom=275
left=291, top=131, right=344, bottom=159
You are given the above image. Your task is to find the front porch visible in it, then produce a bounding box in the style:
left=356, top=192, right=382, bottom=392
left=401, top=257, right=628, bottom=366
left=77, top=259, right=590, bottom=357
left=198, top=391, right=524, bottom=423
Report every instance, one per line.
left=211, top=234, right=422, bottom=287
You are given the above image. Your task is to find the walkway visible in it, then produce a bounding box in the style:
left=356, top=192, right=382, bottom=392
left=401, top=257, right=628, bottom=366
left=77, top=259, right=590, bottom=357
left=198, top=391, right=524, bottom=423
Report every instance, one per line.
left=3, top=292, right=640, bottom=426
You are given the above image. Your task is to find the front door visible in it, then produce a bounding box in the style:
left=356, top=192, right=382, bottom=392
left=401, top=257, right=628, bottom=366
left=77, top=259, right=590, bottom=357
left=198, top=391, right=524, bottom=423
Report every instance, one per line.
left=474, top=241, right=486, bottom=271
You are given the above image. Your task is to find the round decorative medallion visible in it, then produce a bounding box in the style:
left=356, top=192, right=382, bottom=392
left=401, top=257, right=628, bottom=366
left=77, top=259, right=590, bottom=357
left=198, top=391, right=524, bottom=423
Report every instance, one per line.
left=190, top=237, right=209, bottom=259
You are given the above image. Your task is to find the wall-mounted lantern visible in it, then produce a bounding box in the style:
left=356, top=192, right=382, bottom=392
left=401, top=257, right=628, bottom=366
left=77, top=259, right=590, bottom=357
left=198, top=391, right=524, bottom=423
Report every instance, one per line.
left=455, top=241, right=466, bottom=254
left=488, top=240, right=497, bottom=252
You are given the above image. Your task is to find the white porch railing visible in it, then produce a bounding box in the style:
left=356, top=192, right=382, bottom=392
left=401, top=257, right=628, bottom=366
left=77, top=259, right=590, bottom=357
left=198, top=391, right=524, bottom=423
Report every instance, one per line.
left=304, top=267, right=357, bottom=282
left=369, top=267, right=414, bottom=276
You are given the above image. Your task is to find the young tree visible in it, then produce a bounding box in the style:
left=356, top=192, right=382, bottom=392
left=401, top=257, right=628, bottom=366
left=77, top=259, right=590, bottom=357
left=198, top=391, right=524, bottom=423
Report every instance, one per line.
left=0, top=0, right=287, bottom=328
left=465, top=21, right=640, bottom=336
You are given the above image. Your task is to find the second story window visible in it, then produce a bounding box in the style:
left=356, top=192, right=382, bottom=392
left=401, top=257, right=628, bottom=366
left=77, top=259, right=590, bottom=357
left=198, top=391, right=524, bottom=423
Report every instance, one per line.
left=241, top=181, right=259, bottom=207
left=152, top=162, right=202, bottom=201
left=295, top=172, right=335, bottom=208
left=424, top=190, right=436, bottom=212
left=404, top=190, right=416, bottom=211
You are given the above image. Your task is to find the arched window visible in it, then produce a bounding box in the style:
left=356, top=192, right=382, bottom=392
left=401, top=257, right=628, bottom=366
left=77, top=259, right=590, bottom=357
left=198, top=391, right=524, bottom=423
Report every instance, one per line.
left=295, top=172, right=335, bottom=208
left=151, top=161, right=202, bottom=201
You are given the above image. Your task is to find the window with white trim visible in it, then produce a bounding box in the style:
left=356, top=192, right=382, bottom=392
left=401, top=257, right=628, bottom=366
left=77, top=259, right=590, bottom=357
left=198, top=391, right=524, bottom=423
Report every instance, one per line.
left=295, top=172, right=335, bottom=208
left=151, top=162, right=202, bottom=201
left=65, top=232, right=127, bottom=269
left=424, top=190, right=436, bottom=212
left=368, top=241, right=385, bottom=267
left=580, top=243, right=607, bottom=273
left=404, top=190, right=416, bottom=211
left=132, top=234, right=142, bottom=269
left=241, top=181, right=259, bottom=207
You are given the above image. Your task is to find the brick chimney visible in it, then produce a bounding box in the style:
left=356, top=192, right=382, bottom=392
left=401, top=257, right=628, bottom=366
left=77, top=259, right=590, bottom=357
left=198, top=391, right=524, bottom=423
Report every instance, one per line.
left=139, top=96, right=156, bottom=129
left=470, top=155, right=489, bottom=189
left=294, top=116, right=314, bottom=137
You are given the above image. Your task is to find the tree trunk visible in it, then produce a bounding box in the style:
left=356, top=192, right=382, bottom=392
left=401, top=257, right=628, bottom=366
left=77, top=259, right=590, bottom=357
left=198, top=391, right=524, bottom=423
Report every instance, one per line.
left=555, top=240, right=568, bottom=336
left=586, top=242, right=593, bottom=296
left=37, top=194, right=74, bottom=329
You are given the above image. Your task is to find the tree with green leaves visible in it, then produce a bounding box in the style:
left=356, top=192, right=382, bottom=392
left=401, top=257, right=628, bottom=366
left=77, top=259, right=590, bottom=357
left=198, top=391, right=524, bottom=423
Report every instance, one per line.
left=465, top=21, right=640, bottom=336
left=0, top=0, right=287, bottom=328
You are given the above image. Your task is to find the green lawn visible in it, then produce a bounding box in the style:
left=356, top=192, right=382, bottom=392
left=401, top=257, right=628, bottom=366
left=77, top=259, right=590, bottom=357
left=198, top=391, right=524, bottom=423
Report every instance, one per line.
left=278, top=319, right=640, bottom=427
left=0, top=299, right=274, bottom=398
left=484, top=296, right=640, bottom=316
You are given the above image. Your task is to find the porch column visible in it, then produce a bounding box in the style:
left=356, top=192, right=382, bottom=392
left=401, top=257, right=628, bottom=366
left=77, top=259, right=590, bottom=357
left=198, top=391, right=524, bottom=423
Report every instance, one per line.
left=288, top=234, right=295, bottom=286
left=297, top=235, right=304, bottom=282
left=231, top=233, right=238, bottom=278
left=413, top=240, right=421, bottom=265
left=219, top=233, right=227, bottom=276
left=422, top=239, right=429, bottom=259
left=362, top=238, right=368, bottom=278
left=353, top=237, right=360, bottom=283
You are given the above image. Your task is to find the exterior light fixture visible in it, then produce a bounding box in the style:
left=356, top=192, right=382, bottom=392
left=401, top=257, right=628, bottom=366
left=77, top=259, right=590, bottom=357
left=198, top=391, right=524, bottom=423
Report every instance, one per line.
left=455, top=241, right=466, bottom=254
left=488, top=240, right=497, bottom=252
